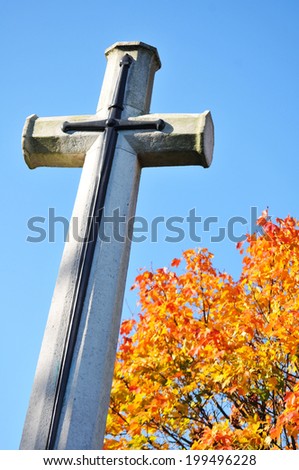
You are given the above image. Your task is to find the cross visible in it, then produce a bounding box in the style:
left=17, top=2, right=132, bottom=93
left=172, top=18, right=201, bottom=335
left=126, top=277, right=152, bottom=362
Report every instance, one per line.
left=20, top=42, right=214, bottom=450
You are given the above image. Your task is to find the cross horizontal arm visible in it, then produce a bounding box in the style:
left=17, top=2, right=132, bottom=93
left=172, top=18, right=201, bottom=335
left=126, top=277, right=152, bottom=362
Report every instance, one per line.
left=23, top=111, right=213, bottom=169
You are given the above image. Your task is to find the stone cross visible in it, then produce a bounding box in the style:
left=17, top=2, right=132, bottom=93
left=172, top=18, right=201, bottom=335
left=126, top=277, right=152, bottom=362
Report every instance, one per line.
left=20, top=42, right=214, bottom=450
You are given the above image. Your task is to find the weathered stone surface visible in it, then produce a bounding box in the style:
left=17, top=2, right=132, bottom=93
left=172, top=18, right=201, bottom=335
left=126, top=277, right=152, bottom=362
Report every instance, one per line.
left=126, top=111, right=214, bottom=168
left=98, top=42, right=161, bottom=117
left=22, top=114, right=98, bottom=168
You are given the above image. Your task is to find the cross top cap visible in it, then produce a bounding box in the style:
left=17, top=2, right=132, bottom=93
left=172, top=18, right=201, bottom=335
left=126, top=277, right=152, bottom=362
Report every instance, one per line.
left=105, top=41, right=161, bottom=70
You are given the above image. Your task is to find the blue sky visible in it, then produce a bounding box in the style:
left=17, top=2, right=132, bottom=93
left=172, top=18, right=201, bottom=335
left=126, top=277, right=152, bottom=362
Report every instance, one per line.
left=1, top=0, right=299, bottom=449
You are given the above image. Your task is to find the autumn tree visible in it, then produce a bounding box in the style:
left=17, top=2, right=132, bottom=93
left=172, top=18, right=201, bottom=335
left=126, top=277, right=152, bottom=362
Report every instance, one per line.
left=104, top=212, right=299, bottom=450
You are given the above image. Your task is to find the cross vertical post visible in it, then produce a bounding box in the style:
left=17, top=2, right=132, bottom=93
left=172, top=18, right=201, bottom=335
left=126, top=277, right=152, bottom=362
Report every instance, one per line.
left=20, top=42, right=214, bottom=450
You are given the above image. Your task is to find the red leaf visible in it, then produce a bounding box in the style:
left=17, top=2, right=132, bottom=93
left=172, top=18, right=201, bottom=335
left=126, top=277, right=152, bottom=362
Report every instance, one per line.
left=171, top=258, right=181, bottom=267
left=120, top=319, right=136, bottom=335
left=236, top=240, right=244, bottom=251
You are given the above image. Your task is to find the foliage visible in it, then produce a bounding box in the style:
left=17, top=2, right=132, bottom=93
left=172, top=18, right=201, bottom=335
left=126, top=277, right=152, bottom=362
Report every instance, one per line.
left=104, top=212, right=299, bottom=449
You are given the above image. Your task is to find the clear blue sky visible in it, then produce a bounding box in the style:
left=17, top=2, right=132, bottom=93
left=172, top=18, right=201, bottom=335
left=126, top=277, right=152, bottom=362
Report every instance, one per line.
left=1, top=0, right=299, bottom=449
